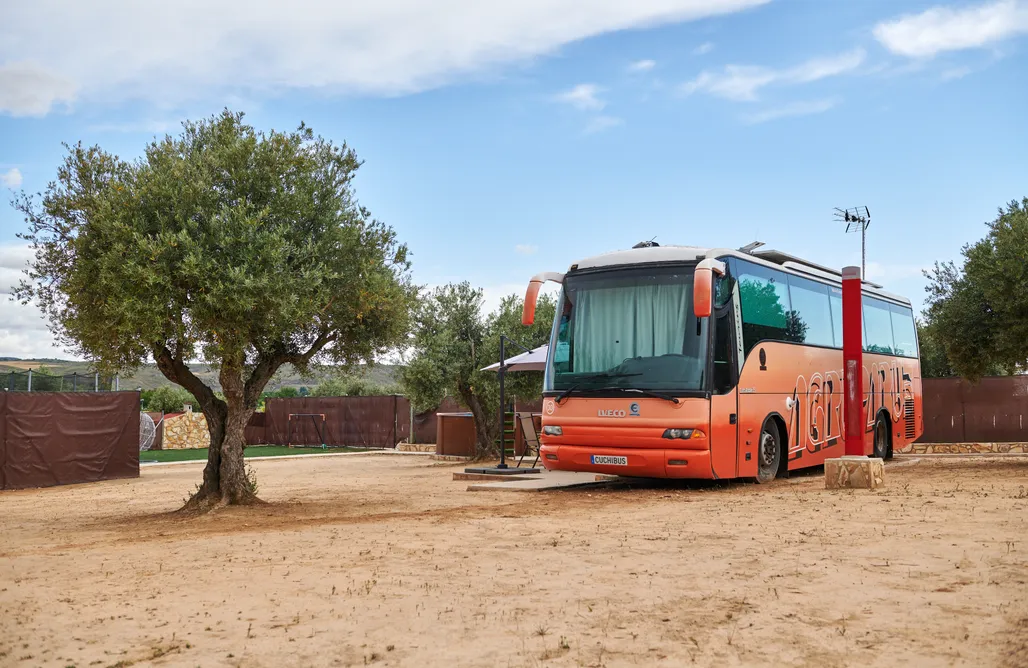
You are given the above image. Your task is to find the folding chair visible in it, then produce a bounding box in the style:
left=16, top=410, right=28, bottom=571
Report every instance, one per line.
left=516, top=413, right=542, bottom=469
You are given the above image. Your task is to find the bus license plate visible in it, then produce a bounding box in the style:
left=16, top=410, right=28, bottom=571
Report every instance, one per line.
left=591, top=455, right=628, bottom=466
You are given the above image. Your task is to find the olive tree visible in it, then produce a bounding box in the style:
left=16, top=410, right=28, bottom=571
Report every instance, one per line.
left=923, top=197, right=1028, bottom=381
left=400, top=283, right=554, bottom=456
left=15, top=111, right=415, bottom=511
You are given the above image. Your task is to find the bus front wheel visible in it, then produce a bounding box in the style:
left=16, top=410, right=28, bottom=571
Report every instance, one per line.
left=755, top=419, right=782, bottom=484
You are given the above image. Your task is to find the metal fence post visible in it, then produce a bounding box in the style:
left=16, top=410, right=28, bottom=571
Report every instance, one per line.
left=94, top=373, right=99, bottom=392
left=27, top=369, right=32, bottom=392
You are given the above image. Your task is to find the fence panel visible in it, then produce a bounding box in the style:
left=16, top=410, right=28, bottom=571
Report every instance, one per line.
left=0, top=393, right=6, bottom=489
left=244, top=412, right=267, bottom=446
left=1, top=391, right=139, bottom=490
left=4, top=371, right=117, bottom=392
left=921, top=376, right=1028, bottom=443
left=264, top=396, right=410, bottom=448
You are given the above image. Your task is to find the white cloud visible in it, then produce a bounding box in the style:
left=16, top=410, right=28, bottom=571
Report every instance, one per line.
left=515, top=244, right=538, bottom=255
left=873, top=0, right=1028, bottom=58
left=628, top=59, right=657, bottom=72
left=87, top=119, right=182, bottom=135
left=741, top=98, right=838, bottom=124
left=941, top=65, right=973, bottom=80
left=583, top=115, right=624, bottom=134
left=0, top=243, right=72, bottom=359
left=682, top=48, right=865, bottom=101
left=0, top=0, right=770, bottom=115
left=555, top=83, right=607, bottom=111
left=693, top=41, right=715, bottom=55
left=682, top=66, right=776, bottom=101
left=0, top=61, right=78, bottom=116
left=0, top=167, right=23, bottom=189
left=0, top=243, right=33, bottom=295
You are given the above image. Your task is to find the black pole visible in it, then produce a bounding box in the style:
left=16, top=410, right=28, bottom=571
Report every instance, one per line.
left=497, top=335, right=507, bottom=468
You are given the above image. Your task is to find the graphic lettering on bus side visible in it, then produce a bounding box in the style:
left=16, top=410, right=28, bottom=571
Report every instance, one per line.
left=786, top=359, right=915, bottom=461
left=787, top=370, right=843, bottom=461
left=864, top=361, right=915, bottom=434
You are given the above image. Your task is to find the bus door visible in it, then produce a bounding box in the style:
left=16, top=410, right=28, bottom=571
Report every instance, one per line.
left=708, top=280, right=742, bottom=479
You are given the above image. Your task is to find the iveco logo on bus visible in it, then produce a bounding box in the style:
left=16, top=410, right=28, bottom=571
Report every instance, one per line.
left=598, top=409, right=627, bottom=418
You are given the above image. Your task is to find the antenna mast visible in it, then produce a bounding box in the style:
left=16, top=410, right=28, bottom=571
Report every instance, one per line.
left=834, top=206, right=871, bottom=278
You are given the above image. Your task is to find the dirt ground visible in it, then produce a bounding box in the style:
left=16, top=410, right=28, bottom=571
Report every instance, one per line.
left=1, top=454, right=1027, bottom=668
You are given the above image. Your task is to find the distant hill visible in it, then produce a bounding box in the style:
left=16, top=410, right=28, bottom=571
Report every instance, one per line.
left=0, top=359, right=400, bottom=392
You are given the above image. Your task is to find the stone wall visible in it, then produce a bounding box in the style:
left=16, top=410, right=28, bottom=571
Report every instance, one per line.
left=899, top=442, right=1028, bottom=455
left=163, top=408, right=211, bottom=450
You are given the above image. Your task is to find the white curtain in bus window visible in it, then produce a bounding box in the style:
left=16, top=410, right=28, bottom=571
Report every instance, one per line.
left=572, top=282, right=689, bottom=372
left=890, top=304, right=918, bottom=357
left=786, top=275, right=835, bottom=347
left=737, top=266, right=793, bottom=353
left=863, top=297, right=896, bottom=354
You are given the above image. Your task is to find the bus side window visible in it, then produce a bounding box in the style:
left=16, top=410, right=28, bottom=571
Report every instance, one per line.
left=713, top=306, right=735, bottom=394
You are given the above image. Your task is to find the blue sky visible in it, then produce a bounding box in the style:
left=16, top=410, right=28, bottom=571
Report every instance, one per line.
left=1, top=0, right=1027, bottom=358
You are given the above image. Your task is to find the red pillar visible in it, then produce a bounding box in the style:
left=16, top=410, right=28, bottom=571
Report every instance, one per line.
left=842, top=265, right=866, bottom=456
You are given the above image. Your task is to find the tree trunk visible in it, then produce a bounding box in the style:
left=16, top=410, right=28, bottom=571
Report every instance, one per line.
left=464, top=391, right=498, bottom=458
left=180, top=365, right=262, bottom=513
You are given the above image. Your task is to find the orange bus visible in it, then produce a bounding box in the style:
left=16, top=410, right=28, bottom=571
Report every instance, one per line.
left=521, top=241, right=923, bottom=482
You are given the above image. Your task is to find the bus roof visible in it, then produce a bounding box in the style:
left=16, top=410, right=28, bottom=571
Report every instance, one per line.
left=570, top=242, right=911, bottom=307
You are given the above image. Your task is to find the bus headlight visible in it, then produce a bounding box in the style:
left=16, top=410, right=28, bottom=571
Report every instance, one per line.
left=662, top=428, right=704, bottom=440
left=543, top=425, right=563, bottom=436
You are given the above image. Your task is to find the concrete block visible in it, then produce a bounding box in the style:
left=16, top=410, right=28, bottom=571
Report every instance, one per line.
left=825, top=456, right=884, bottom=490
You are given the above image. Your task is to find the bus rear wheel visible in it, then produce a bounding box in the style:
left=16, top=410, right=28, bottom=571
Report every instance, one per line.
left=755, top=419, right=782, bottom=484
left=873, top=415, right=891, bottom=460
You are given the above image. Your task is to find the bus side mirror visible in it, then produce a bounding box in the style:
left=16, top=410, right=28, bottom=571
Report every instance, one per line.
left=693, top=258, right=726, bottom=319
left=522, top=271, right=565, bottom=326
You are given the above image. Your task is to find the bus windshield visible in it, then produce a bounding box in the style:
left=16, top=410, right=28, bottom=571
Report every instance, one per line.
left=546, top=265, right=709, bottom=393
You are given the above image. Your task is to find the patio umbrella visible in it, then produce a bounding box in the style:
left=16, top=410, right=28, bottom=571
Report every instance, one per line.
left=480, top=344, right=548, bottom=373
left=466, top=338, right=545, bottom=474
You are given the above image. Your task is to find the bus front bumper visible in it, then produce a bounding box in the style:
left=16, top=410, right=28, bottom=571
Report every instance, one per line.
left=538, top=444, right=713, bottom=479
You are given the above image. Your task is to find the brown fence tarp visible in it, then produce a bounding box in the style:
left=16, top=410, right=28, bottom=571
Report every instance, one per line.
left=252, top=394, right=543, bottom=447
left=264, top=396, right=412, bottom=448
left=1, top=391, right=140, bottom=490
left=244, top=411, right=267, bottom=446
left=411, top=396, right=463, bottom=444
left=921, top=376, right=1028, bottom=443
left=0, top=393, right=7, bottom=490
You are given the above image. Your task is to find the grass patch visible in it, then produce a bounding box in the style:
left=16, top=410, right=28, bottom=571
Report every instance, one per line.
left=141, top=445, right=370, bottom=463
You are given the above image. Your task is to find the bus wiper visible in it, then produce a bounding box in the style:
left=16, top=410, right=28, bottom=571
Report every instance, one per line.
left=554, top=372, right=642, bottom=404
left=618, top=388, right=681, bottom=404
left=554, top=384, right=579, bottom=405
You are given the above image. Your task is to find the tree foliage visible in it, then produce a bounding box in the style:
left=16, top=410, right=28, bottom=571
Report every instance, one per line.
left=923, top=198, right=1028, bottom=381
left=141, top=385, right=196, bottom=413
left=400, top=283, right=555, bottom=457
left=310, top=374, right=398, bottom=397
left=14, top=110, right=415, bottom=510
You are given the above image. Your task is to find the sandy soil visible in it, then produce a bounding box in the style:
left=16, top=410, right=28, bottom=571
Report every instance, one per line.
left=1, top=454, right=1027, bottom=668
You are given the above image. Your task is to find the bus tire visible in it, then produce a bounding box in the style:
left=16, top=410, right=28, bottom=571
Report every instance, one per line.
left=755, top=418, right=782, bottom=484
left=873, top=413, right=892, bottom=460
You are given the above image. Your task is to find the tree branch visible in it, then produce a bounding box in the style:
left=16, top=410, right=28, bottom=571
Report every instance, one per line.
left=281, top=330, right=337, bottom=367
left=241, top=330, right=337, bottom=407
left=153, top=344, right=224, bottom=418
